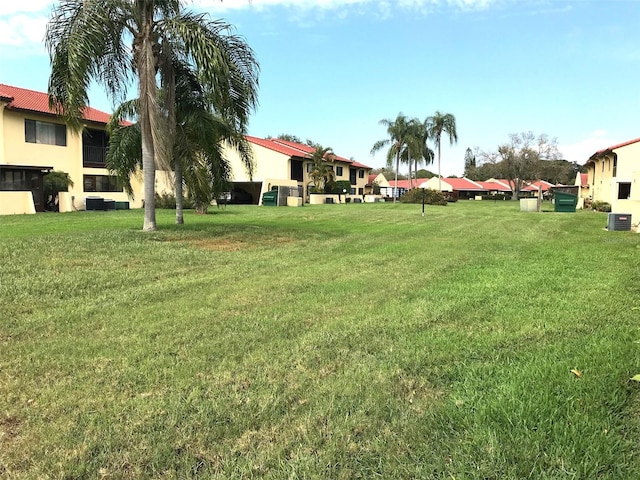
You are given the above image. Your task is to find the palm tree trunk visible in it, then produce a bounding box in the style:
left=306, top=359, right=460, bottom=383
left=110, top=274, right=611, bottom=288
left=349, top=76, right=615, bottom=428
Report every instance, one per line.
left=408, top=147, right=413, bottom=189
left=175, top=161, right=184, bottom=224
left=437, top=137, right=442, bottom=192
left=394, top=151, right=399, bottom=203
left=138, top=7, right=157, bottom=232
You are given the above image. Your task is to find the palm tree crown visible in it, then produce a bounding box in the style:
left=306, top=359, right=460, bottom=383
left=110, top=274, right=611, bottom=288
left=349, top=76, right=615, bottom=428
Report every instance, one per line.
left=371, top=113, right=415, bottom=202
left=46, top=0, right=259, bottom=231
left=426, top=111, right=458, bottom=190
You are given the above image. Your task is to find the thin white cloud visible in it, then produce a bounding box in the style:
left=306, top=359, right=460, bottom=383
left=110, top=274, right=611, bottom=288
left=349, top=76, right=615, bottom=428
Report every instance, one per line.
left=559, top=130, right=620, bottom=164
left=0, top=14, right=48, bottom=51
left=192, top=0, right=499, bottom=11
left=0, top=1, right=53, bottom=15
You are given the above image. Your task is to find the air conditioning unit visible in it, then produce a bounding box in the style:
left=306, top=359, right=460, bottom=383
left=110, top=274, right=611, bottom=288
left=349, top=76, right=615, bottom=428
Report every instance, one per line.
left=607, top=213, right=631, bottom=231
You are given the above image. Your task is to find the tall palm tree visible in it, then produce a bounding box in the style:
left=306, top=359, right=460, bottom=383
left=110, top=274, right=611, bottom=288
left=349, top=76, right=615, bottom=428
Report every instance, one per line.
left=46, top=0, right=259, bottom=231
left=371, top=113, right=414, bottom=203
left=400, top=118, right=433, bottom=189
left=307, top=145, right=336, bottom=193
left=426, top=111, right=458, bottom=191
left=105, top=64, right=253, bottom=218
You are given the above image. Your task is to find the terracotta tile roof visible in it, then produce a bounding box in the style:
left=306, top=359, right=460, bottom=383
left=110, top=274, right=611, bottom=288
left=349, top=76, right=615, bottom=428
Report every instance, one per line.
left=593, top=137, right=640, bottom=157
left=246, top=136, right=308, bottom=157
left=476, top=181, right=512, bottom=192
left=444, top=177, right=486, bottom=191
left=0, top=83, right=113, bottom=124
left=521, top=180, right=555, bottom=192
left=388, top=178, right=429, bottom=189
left=247, top=137, right=371, bottom=169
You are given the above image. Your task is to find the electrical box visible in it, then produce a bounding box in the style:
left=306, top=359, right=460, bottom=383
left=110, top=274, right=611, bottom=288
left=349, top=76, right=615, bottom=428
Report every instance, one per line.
left=607, top=213, right=632, bottom=231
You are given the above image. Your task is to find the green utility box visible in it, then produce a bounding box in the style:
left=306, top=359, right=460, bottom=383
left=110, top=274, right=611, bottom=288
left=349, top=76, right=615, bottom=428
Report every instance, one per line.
left=262, top=187, right=278, bottom=206
left=115, top=201, right=130, bottom=210
left=554, top=191, right=578, bottom=213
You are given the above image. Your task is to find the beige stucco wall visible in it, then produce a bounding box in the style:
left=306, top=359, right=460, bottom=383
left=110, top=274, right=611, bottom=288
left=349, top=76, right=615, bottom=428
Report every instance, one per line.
left=422, top=177, right=453, bottom=192
left=588, top=142, right=640, bottom=211
left=1, top=108, right=148, bottom=211
left=0, top=191, right=35, bottom=214
left=224, top=141, right=371, bottom=204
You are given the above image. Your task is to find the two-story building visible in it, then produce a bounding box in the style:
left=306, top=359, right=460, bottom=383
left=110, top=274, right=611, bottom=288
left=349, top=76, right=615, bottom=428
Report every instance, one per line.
left=0, top=84, right=154, bottom=214
left=585, top=137, right=640, bottom=226
left=224, top=136, right=372, bottom=205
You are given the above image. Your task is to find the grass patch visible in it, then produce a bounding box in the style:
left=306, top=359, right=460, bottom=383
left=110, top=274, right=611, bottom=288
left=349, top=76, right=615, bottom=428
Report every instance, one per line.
left=1, top=202, right=640, bottom=478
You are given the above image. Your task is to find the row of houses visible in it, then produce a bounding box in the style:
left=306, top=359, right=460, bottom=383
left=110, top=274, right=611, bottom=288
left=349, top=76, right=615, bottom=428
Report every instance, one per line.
left=0, top=84, right=372, bottom=214
left=372, top=174, right=558, bottom=200
left=1, top=82, right=638, bottom=221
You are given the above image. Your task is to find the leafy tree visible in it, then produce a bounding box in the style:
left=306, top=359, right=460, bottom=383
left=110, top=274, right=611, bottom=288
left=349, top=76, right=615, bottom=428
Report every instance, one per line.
left=416, top=168, right=437, bottom=178
left=426, top=111, right=458, bottom=190
left=463, top=147, right=477, bottom=178
left=307, top=145, right=335, bottom=193
left=43, top=171, right=74, bottom=211
left=481, top=132, right=561, bottom=199
left=371, top=113, right=415, bottom=202
left=46, top=0, right=258, bottom=231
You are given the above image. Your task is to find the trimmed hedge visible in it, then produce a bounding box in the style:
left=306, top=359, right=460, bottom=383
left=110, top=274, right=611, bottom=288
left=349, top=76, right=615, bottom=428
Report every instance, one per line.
left=400, top=188, right=447, bottom=206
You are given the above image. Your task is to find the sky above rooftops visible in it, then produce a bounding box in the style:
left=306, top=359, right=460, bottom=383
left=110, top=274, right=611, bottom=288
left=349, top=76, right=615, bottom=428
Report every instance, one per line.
left=1, top=0, right=640, bottom=176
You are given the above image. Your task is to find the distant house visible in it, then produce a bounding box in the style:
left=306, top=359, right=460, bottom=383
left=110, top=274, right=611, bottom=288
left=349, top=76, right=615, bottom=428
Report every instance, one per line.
left=421, top=177, right=486, bottom=199
left=223, top=136, right=372, bottom=205
left=0, top=84, right=159, bottom=215
left=585, top=137, right=640, bottom=226
left=574, top=172, right=589, bottom=208
left=521, top=180, right=555, bottom=198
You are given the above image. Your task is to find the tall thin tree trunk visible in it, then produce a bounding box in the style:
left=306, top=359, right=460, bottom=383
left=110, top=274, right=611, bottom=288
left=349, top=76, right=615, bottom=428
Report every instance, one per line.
left=408, top=147, right=412, bottom=189
left=138, top=7, right=157, bottom=231
left=175, top=161, right=184, bottom=224
left=394, top=151, right=399, bottom=203
left=437, top=138, right=442, bottom=191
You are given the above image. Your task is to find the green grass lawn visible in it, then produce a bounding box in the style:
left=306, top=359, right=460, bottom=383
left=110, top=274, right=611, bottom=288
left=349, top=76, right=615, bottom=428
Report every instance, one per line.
left=2, top=201, right=640, bottom=479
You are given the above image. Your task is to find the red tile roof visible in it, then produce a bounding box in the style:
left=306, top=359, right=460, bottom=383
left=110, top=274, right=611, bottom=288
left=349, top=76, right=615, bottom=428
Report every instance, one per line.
left=444, top=177, right=485, bottom=191
left=388, top=178, right=429, bottom=189
left=246, top=136, right=309, bottom=157
left=521, top=180, right=555, bottom=192
left=476, top=181, right=512, bottom=192
left=593, top=137, right=640, bottom=156
left=0, top=83, right=113, bottom=124
left=247, top=136, right=371, bottom=169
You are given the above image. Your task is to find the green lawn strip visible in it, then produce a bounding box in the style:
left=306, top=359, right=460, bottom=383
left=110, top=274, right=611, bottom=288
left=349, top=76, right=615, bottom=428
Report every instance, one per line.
left=2, top=202, right=640, bottom=478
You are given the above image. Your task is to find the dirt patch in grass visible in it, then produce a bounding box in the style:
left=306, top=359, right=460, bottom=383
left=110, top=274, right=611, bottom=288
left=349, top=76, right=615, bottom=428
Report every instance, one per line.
left=0, top=416, right=21, bottom=444
left=183, top=235, right=296, bottom=251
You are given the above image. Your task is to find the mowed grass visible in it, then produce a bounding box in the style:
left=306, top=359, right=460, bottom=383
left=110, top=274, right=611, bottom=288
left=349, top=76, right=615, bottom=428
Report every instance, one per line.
left=1, top=201, right=640, bottom=479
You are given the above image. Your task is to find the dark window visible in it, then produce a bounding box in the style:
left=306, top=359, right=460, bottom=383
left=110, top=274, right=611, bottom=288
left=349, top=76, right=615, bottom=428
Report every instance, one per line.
left=336, top=166, right=343, bottom=176
left=83, top=128, right=109, bottom=166
left=290, top=159, right=303, bottom=181
left=349, top=168, right=357, bottom=185
left=358, top=169, right=365, bottom=178
left=83, top=175, right=122, bottom=193
left=618, top=182, right=631, bottom=200
left=613, top=157, right=617, bottom=177
left=350, top=188, right=356, bottom=195
left=306, top=162, right=314, bottom=173
left=0, top=169, right=28, bottom=190
left=358, top=187, right=364, bottom=195
left=25, top=119, right=66, bottom=146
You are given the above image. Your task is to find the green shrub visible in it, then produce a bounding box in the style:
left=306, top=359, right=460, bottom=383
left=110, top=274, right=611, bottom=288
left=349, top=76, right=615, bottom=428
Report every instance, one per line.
left=155, top=193, right=195, bottom=210
left=400, top=188, right=447, bottom=206
left=332, top=180, right=352, bottom=194
left=482, top=194, right=511, bottom=201
left=592, top=200, right=611, bottom=212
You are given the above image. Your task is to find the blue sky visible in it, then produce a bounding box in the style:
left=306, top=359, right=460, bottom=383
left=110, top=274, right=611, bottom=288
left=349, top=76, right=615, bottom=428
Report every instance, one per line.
left=1, top=0, right=640, bottom=175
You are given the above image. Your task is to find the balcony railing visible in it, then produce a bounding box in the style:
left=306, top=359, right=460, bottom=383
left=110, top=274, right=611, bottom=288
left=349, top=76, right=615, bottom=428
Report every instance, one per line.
left=83, top=145, right=108, bottom=167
